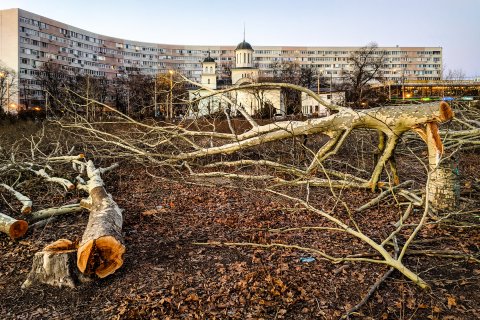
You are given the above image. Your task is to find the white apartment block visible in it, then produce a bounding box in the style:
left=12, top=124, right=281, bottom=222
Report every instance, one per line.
left=0, top=8, right=443, bottom=108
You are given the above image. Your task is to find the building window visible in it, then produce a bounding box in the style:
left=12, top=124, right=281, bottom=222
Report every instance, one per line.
left=208, top=79, right=210, bottom=84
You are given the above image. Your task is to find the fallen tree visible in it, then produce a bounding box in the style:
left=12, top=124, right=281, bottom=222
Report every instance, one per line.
left=53, top=78, right=462, bottom=291
left=6, top=77, right=474, bottom=302
left=60, top=81, right=454, bottom=196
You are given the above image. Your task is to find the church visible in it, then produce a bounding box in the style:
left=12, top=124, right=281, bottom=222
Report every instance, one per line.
left=188, top=39, right=286, bottom=118
left=187, top=39, right=336, bottom=119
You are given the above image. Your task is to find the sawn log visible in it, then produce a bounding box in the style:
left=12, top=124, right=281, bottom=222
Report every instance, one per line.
left=77, top=161, right=124, bottom=278
left=0, top=212, right=28, bottom=239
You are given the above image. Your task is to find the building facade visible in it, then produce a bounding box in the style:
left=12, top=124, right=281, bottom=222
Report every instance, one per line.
left=0, top=8, right=443, bottom=109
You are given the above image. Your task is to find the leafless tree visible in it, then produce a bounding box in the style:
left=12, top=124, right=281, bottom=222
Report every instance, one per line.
left=340, top=42, right=386, bottom=107
left=36, top=61, right=71, bottom=115
left=267, top=61, right=318, bottom=114
left=444, top=68, right=466, bottom=80
left=45, top=75, right=464, bottom=290
left=0, top=62, right=18, bottom=116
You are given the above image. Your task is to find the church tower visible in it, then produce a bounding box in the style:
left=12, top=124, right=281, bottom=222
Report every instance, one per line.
left=231, top=39, right=259, bottom=85
left=235, top=40, right=254, bottom=68
left=201, top=52, right=217, bottom=89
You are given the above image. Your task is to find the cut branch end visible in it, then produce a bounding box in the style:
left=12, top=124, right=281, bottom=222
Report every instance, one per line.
left=77, top=236, right=125, bottom=278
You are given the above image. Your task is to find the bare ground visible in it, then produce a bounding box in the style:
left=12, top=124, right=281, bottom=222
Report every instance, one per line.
left=0, top=120, right=479, bottom=320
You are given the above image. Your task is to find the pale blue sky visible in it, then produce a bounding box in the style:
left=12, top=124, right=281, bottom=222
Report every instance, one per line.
left=1, top=0, right=479, bottom=77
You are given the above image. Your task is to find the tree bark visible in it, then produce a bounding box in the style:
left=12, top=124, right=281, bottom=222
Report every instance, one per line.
left=428, top=158, right=460, bottom=211
left=28, top=204, right=83, bottom=223
left=0, top=184, right=32, bottom=214
left=413, top=111, right=459, bottom=210
left=170, top=102, right=454, bottom=162
left=0, top=212, right=28, bottom=239
left=77, top=161, right=124, bottom=278
left=22, top=239, right=89, bottom=289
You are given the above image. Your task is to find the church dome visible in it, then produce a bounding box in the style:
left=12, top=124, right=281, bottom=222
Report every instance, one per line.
left=236, top=40, right=253, bottom=50
left=203, top=56, right=215, bottom=63
left=203, top=51, right=215, bottom=63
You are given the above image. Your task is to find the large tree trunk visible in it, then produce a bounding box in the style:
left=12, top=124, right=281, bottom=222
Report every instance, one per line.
left=0, top=212, right=28, bottom=239
left=428, top=158, right=460, bottom=211
left=77, top=161, right=124, bottom=278
left=171, top=102, right=454, bottom=161
left=22, top=239, right=87, bottom=288
left=23, top=161, right=123, bottom=289
left=414, top=118, right=460, bottom=210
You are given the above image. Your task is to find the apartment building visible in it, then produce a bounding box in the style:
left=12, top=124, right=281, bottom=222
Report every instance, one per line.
left=0, top=8, right=443, bottom=108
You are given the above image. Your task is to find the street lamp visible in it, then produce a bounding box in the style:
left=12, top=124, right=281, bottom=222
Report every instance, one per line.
left=168, top=70, right=174, bottom=120
left=154, top=73, right=159, bottom=117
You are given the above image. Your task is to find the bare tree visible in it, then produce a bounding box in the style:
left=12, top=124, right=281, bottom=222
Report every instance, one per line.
left=341, top=42, right=386, bottom=107
left=444, top=68, right=466, bottom=81
left=0, top=62, right=17, bottom=116
left=267, top=61, right=317, bottom=114
left=36, top=61, right=71, bottom=115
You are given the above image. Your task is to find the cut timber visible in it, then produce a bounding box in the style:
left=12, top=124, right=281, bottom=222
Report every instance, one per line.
left=0, top=183, right=32, bottom=214
left=22, top=239, right=88, bottom=289
left=0, top=212, right=28, bottom=239
left=29, top=203, right=83, bottom=223
left=77, top=161, right=124, bottom=278
left=30, top=168, right=75, bottom=191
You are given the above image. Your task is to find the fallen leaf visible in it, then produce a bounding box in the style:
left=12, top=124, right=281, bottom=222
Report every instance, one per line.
left=447, top=295, right=457, bottom=309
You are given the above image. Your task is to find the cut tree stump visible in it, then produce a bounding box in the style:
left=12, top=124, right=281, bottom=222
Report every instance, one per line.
left=22, top=239, right=89, bottom=288
left=77, top=161, right=124, bottom=278
left=0, top=212, right=28, bottom=239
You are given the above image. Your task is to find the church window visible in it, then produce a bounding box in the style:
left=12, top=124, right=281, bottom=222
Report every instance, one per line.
left=243, top=53, right=246, bottom=64
left=208, top=79, right=210, bottom=84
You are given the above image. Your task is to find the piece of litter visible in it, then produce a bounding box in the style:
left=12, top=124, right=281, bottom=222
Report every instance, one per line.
left=300, top=257, right=315, bottom=263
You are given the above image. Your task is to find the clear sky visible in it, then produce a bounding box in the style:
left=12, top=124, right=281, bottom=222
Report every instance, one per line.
left=1, top=0, right=479, bottom=77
